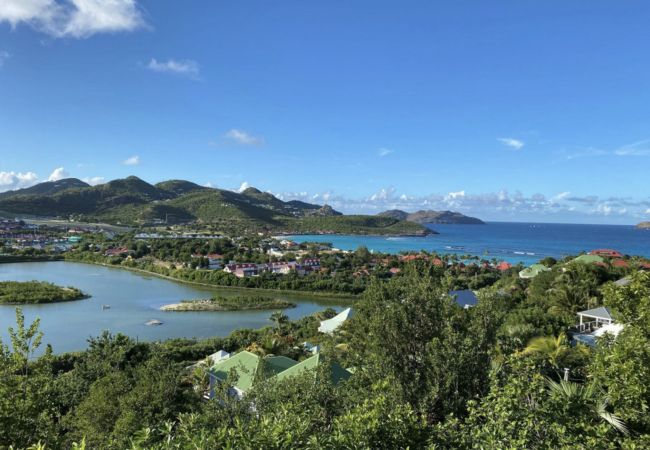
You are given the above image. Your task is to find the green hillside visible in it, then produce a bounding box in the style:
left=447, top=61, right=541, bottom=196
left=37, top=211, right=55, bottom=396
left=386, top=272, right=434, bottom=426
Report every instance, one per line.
left=0, top=176, right=432, bottom=235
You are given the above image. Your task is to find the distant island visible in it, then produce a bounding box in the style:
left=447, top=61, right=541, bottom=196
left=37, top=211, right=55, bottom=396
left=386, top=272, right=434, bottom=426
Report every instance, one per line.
left=637, top=222, right=650, bottom=229
left=161, top=295, right=296, bottom=311
left=0, top=176, right=432, bottom=236
left=378, top=209, right=485, bottom=225
left=0, top=281, right=88, bottom=304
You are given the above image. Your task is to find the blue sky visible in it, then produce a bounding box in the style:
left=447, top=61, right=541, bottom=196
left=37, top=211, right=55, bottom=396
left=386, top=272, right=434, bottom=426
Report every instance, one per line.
left=1, top=0, right=649, bottom=224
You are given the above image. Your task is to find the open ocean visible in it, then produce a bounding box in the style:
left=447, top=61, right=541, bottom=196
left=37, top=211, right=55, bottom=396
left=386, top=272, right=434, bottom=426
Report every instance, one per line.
left=286, top=222, right=650, bottom=265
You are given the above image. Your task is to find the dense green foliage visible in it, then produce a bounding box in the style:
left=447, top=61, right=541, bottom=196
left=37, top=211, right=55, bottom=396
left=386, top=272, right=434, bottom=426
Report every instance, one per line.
left=0, top=281, right=87, bottom=304
left=166, top=295, right=296, bottom=311
left=2, top=263, right=649, bottom=449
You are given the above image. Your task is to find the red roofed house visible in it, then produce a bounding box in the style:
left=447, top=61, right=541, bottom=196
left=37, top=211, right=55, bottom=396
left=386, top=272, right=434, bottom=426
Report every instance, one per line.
left=590, top=249, right=623, bottom=258
left=389, top=267, right=401, bottom=276
left=497, top=261, right=513, bottom=271
left=104, top=247, right=130, bottom=257
left=611, top=259, right=629, bottom=268
left=224, top=263, right=258, bottom=278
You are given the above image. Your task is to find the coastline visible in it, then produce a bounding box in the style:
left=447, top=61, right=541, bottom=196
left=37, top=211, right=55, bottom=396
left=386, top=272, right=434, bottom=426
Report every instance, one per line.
left=59, top=258, right=360, bottom=302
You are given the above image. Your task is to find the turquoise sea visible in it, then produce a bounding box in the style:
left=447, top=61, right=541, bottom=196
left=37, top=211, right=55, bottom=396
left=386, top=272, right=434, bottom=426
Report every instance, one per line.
left=287, top=222, right=650, bottom=265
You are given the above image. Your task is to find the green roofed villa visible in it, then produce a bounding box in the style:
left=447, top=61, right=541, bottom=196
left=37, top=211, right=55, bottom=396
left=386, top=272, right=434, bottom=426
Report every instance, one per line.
left=518, top=263, right=551, bottom=279
left=208, top=350, right=351, bottom=399
left=572, top=254, right=605, bottom=265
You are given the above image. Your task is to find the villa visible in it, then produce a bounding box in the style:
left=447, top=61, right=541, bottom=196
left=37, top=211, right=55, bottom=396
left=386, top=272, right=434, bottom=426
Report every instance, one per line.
left=207, top=350, right=351, bottom=400
left=572, top=306, right=625, bottom=346
left=590, top=249, right=624, bottom=258
left=519, top=263, right=551, bottom=279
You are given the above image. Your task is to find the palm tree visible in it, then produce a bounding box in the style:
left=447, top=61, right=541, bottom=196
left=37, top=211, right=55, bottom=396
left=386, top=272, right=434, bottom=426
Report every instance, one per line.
left=546, top=378, right=628, bottom=434
left=521, top=334, right=571, bottom=370
left=269, top=311, right=289, bottom=332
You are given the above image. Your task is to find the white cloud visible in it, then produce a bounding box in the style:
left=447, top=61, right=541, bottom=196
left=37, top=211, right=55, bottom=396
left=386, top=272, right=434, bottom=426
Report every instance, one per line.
left=368, top=187, right=395, bottom=202
left=0, top=50, right=10, bottom=67
left=378, top=147, right=393, bottom=157
left=237, top=181, right=251, bottom=193
left=646, top=209, right=650, bottom=215
left=0, top=171, right=39, bottom=192
left=47, top=166, right=68, bottom=181
left=122, top=155, right=140, bottom=165
left=0, top=0, right=145, bottom=38
left=553, top=191, right=571, bottom=202
left=203, top=182, right=213, bottom=188
left=224, top=129, right=264, bottom=146
left=147, top=58, right=200, bottom=79
left=614, top=139, right=650, bottom=157
left=81, top=176, right=105, bottom=185
left=498, top=137, right=524, bottom=150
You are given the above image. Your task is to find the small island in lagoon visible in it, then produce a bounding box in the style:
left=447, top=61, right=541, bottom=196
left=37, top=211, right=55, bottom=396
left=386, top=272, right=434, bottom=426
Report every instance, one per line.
left=0, top=281, right=88, bottom=304
left=161, top=295, right=296, bottom=312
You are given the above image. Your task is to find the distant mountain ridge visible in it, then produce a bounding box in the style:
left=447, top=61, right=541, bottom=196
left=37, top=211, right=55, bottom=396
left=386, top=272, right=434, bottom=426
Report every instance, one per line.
left=378, top=209, right=484, bottom=225
left=0, top=176, right=430, bottom=236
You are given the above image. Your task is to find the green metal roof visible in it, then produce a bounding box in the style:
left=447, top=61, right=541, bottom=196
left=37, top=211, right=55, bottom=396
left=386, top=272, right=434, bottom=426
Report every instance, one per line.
left=572, top=254, right=605, bottom=265
left=272, top=353, right=352, bottom=385
left=259, top=356, right=299, bottom=378
left=211, top=351, right=351, bottom=395
left=519, top=263, right=551, bottom=279
left=210, top=351, right=260, bottom=392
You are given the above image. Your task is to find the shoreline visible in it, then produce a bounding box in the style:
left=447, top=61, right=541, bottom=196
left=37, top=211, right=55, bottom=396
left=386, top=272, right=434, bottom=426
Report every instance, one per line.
left=59, top=258, right=359, bottom=302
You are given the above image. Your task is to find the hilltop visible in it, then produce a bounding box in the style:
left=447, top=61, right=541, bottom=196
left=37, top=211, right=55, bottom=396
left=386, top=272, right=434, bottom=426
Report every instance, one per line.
left=0, top=177, right=430, bottom=236
left=378, top=209, right=484, bottom=225
left=637, top=222, right=650, bottom=229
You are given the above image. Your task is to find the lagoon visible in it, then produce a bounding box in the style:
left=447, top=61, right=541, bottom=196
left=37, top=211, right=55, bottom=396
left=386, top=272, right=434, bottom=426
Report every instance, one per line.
left=0, top=262, right=347, bottom=355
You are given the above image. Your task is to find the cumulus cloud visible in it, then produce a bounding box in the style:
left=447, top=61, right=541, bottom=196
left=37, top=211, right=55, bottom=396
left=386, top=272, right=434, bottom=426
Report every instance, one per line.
left=81, top=176, right=105, bottom=185
left=498, top=137, right=524, bottom=150
left=237, top=181, right=251, bottom=193
left=0, top=171, right=39, bottom=192
left=147, top=58, right=200, bottom=79
left=122, top=155, right=140, bottom=165
left=0, top=50, right=10, bottom=67
left=378, top=147, right=393, bottom=157
left=268, top=186, right=650, bottom=222
left=224, top=129, right=264, bottom=146
left=47, top=166, right=68, bottom=181
left=0, top=0, right=146, bottom=38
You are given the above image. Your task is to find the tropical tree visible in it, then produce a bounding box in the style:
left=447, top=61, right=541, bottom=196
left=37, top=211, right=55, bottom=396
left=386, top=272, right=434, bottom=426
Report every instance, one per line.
left=546, top=378, right=628, bottom=435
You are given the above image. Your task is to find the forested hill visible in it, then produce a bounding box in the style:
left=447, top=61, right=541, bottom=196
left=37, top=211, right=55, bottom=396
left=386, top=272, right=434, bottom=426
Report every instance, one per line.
left=0, top=177, right=430, bottom=235
left=378, top=209, right=485, bottom=224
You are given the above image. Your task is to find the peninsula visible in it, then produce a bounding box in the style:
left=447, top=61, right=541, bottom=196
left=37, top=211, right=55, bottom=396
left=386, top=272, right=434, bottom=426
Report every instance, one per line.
left=378, top=209, right=485, bottom=225
left=161, top=295, right=296, bottom=311
left=0, top=281, right=88, bottom=304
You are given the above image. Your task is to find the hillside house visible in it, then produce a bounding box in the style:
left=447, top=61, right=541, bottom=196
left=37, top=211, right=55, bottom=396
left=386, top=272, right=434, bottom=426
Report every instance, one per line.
left=207, top=351, right=351, bottom=400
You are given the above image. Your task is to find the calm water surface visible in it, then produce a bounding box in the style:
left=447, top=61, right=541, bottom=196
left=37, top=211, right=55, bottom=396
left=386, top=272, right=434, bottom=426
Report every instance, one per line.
left=0, top=262, right=347, bottom=354
left=287, top=222, right=650, bottom=265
